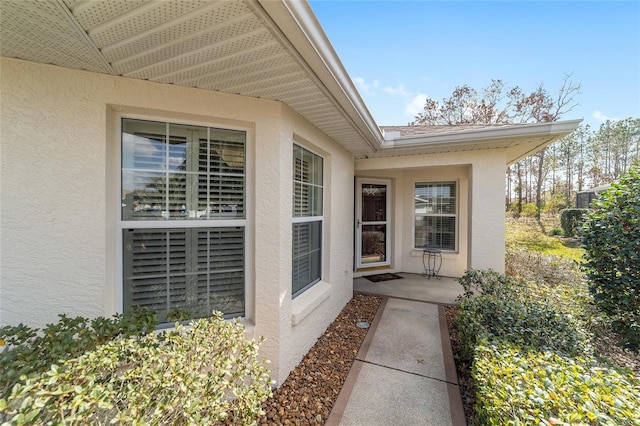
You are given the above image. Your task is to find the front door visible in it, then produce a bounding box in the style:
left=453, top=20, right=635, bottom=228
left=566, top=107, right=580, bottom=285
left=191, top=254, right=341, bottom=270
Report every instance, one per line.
left=356, top=178, right=391, bottom=269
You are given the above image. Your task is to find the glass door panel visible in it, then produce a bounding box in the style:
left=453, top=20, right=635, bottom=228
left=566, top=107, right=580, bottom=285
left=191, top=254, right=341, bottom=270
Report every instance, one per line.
left=357, top=180, right=390, bottom=268
left=361, top=224, right=386, bottom=264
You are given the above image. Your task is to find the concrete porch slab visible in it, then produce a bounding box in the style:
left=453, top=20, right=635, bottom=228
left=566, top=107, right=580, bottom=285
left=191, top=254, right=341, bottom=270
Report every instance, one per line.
left=354, top=273, right=462, bottom=305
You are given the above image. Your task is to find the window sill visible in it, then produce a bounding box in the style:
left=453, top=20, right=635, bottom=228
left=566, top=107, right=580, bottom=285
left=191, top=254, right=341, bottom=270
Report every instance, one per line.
left=291, top=281, right=331, bottom=326
left=238, top=318, right=255, bottom=337
left=152, top=317, right=256, bottom=338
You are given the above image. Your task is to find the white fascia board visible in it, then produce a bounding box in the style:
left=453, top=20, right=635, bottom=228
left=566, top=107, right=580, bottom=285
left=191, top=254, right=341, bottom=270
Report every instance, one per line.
left=382, top=119, right=583, bottom=149
left=255, top=0, right=384, bottom=150
left=254, top=1, right=581, bottom=159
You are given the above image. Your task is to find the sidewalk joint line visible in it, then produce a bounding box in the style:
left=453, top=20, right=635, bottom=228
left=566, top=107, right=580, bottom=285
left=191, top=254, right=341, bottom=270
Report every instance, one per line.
left=355, top=358, right=459, bottom=386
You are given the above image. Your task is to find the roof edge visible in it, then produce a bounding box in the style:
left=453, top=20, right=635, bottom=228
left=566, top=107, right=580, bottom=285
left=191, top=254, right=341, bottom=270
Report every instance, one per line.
left=255, top=0, right=384, bottom=149
left=382, top=119, right=583, bottom=148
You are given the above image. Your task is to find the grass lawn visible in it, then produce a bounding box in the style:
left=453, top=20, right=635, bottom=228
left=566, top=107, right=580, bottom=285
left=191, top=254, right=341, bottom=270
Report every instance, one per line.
left=505, top=214, right=584, bottom=262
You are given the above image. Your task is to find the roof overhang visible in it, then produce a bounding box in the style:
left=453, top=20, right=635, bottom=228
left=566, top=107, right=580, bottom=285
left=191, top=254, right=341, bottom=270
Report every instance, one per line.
left=0, top=0, right=384, bottom=157
left=376, top=120, right=582, bottom=164
left=0, top=0, right=580, bottom=163
left=256, top=1, right=384, bottom=152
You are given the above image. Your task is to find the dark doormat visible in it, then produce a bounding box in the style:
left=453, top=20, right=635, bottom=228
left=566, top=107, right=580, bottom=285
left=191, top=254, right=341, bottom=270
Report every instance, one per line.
left=365, top=273, right=404, bottom=282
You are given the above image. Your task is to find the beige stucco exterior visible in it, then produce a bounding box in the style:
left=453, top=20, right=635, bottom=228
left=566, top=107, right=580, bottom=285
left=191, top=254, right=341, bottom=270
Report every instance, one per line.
left=0, top=54, right=561, bottom=386
left=0, top=58, right=354, bottom=383
left=355, top=149, right=506, bottom=277
left=0, top=0, right=582, bottom=393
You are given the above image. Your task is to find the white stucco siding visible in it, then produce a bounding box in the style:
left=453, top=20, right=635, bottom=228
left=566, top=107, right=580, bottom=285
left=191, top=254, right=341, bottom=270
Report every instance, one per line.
left=402, top=165, right=471, bottom=276
left=275, top=107, right=355, bottom=383
left=354, top=165, right=470, bottom=277
left=0, top=58, right=354, bottom=385
left=1, top=59, right=110, bottom=326
left=468, top=151, right=507, bottom=272
left=356, top=149, right=507, bottom=276
left=1, top=58, right=273, bottom=328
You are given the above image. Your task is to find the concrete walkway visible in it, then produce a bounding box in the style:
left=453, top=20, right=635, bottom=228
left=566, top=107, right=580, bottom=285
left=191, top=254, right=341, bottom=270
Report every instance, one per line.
left=326, top=274, right=466, bottom=426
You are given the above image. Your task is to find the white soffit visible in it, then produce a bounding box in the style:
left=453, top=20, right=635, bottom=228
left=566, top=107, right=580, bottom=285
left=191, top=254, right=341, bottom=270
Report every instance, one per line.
left=0, top=0, right=382, bottom=158
left=0, top=0, right=580, bottom=161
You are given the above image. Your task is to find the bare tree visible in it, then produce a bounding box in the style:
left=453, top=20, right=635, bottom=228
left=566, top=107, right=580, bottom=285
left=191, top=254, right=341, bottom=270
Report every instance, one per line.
left=413, top=74, right=581, bottom=126
left=413, top=74, right=581, bottom=217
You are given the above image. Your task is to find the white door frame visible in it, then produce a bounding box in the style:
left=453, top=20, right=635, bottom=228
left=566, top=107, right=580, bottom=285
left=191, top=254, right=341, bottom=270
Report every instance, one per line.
left=355, top=178, right=392, bottom=269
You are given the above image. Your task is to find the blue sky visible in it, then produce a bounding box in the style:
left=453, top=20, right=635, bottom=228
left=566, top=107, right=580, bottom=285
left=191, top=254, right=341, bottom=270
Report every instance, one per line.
left=308, top=1, right=640, bottom=129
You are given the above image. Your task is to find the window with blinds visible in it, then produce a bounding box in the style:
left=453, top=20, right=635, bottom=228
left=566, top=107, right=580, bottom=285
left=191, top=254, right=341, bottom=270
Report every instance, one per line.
left=121, top=119, right=246, bottom=323
left=414, top=182, right=457, bottom=251
left=292, top=145, right=323, bottom=297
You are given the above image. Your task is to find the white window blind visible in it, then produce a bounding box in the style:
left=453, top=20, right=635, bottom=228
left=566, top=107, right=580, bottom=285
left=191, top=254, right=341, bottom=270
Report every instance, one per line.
left=292, top=145, right=323, bottom=297
left=121, top=119, right=245, bottom=323
left=292, top=221, right=322, bottom=295
left=414, top=182, right=457, bottom=251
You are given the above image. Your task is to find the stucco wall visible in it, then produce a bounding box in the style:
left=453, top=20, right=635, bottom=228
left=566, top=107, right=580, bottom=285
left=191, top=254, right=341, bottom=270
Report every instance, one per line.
left=0, top=58, right=354, bottom=384
left=277, top=107, right=354, bottom=381
left=468, top=152, right=507, bottom=272
left=356, top=149, right=506, bottom=276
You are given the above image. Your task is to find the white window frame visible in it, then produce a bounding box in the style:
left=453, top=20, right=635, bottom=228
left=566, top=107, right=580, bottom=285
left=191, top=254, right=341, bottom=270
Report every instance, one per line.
left=115, top=115, right=249, bottom=323
left=414, top=180, right=458, bottom=252
left=355, top=177, right=392, bottom=269
left=292, top=143, right=324, bottom=298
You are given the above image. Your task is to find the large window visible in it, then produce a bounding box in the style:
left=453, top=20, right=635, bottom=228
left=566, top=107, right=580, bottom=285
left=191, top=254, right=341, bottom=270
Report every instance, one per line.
left=414, top=181, right=457, bottom=251
left=121, top=118, right=246, bottom=323
left=292, top=144, right=323, bottom=297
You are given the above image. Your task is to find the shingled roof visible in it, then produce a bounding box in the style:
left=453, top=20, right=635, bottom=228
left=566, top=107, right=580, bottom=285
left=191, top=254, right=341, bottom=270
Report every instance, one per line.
left=381, top=123, right=518, bottom=138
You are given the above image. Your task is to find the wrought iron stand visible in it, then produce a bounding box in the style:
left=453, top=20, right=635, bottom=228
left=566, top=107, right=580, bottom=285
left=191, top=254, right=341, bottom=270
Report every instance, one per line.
left=422, top=248, right=442, bottom=279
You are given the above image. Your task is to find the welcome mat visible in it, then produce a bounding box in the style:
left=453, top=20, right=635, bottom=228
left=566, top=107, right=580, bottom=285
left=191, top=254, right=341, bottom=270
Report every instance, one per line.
left=365, top=273, right=404, bottom=282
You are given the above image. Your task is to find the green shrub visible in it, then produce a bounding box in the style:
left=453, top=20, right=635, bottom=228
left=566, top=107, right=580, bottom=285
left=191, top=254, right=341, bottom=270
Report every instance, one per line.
left=460, top=262, right=604, bottom=344
left=521, top=203, right=539, bottom=217
left=473, top=342, right=640, bottom=426
left=455, top=295, right=584, bottom=364
left=543, top=192, right=570, bottom=214
left=549, top=227, right=563, bottom=236
left=582, top=167, right=640, bottom=353
left=0, top=307, right=157, bottom=400
left=505, top=250, right=606, bottom=338
left=560, top=208, right=589, bottom=237
left=0, top=313, right=273, bottom=425
left=456, top=269, right=520, bottom=300
left=506, top=201, right=518, bottom=213
left=506, top=249, right=582, bottom=289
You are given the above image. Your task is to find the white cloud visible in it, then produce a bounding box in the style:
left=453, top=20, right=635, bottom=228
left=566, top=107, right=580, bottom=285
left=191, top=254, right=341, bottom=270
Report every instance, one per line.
left=354, top=77, right=414, bottom=98
left=382, top=84, right=411, bottom=97
left=353, top=76, right=379, bottom=94
left=592, top=111, right=619, bottom=123
left=352, top=78, right=430, bottom=123
left=405, top=93, right=428, bottom=117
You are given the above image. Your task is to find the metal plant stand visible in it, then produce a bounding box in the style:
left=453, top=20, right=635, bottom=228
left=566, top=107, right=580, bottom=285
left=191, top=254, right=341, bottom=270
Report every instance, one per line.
left=422, top=247, right=442, bottom=279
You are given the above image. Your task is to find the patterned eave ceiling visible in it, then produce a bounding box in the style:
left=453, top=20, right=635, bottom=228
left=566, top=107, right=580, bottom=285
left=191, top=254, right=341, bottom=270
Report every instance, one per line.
left=0, top=0, right=382, bottom=158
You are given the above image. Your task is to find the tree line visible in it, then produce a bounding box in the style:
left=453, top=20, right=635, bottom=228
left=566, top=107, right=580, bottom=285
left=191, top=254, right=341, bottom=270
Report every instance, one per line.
left=507, top=118, right=640, bottom=214
left=411, top=75, right=639, bottom=215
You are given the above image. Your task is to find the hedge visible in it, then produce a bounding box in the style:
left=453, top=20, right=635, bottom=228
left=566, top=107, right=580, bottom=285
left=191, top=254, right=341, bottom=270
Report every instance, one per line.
left=473, top=342, right=640, bottom=426
left=560, top=208, right=589, bottom=237
left=0, top=313, right=273, bottom=425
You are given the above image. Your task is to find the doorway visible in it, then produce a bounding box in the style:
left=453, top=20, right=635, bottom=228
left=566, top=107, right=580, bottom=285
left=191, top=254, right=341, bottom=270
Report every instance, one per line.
left=356, top=178, right=391, bottom=269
